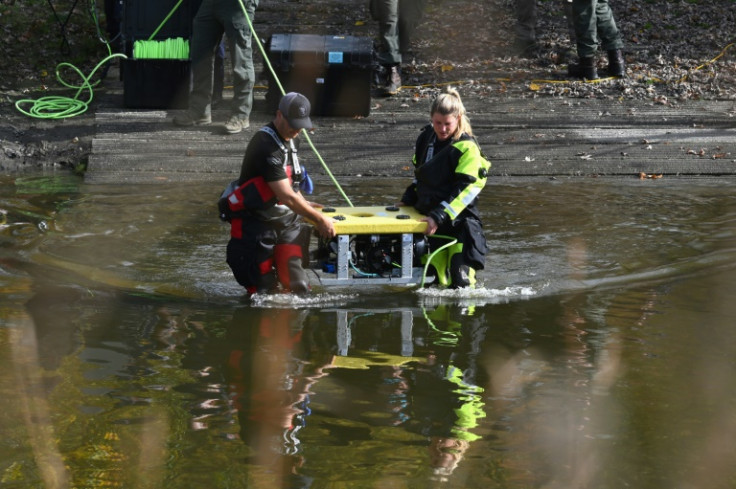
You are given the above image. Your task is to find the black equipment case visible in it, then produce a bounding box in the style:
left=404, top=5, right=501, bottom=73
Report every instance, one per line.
left=121, top=0, right=196, bottom=109
left=266, top=34, right=373, bottom=117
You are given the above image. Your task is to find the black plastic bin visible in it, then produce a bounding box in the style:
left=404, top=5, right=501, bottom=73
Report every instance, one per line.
left=121, top=0, right=196, bottom=109
left=266, top=34, right=374, bottom=117
left=122, top=59, right=190, bottom=109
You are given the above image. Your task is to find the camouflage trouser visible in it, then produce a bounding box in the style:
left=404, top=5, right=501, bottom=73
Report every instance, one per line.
left=571, top=0, right=623, bottom=57
left=189, top=0, right=258, bottom=119
left=370, top=0, right=428, bottom=66
left=515, top=0, right=576, bottom=44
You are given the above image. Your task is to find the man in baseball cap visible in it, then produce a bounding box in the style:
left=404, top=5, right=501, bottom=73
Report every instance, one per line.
left=223, top=91, right=334, bottom=295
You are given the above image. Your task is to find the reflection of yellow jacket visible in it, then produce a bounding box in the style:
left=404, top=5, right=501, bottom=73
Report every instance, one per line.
left=425, top=305, right=486, bottom=441
left=446, top=365, right=485, bottom=442
left=402, top=126, right=491, bottom=227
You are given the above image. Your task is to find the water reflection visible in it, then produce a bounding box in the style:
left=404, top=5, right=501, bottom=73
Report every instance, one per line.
left=165, top=303, right=493, bottom=488
left=4, top=175, right=736, bottom=488
left=6, top=274, right=736, bottom=488
left=8, top=299, right=71, bottom=488
left=223, top=307, right=323, bottom=488
left=408, top=304, right=488, bottom=483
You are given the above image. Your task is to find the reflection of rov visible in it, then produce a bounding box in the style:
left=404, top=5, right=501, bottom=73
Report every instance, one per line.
left=327, top=308, right=419, bottom=357
left=310, top=206, right=433, bottom=286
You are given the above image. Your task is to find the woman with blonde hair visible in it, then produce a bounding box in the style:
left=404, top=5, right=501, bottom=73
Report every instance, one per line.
left=399, top=88, right=491, bottom=288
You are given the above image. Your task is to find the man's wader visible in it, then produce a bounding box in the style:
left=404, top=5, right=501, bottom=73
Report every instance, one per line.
left=225, top=127, right=310, bottom=294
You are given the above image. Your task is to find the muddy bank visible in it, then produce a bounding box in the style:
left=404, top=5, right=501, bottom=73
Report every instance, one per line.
left=1, top=0, right=734, bottom=174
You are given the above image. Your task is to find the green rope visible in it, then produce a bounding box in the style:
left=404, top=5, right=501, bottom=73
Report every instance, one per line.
left=87, top=0, right=115, bottom=55
left=236, top=0, right=353, bottom=207
left=420, top=234, right=458, bottom=288
left=148, top=0, right=185, bottom=41
left=133, top=37, right=189, bottom=59
left=16, top=0, right=188, bottom=119
left=421, top=306, right=459, bottom=346
left=135, top=0, right=188, bottom=58
left=15, top=53, right=127, bottom=119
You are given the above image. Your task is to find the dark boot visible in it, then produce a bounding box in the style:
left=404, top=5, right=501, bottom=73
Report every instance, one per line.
left=607, top=49, right=626, bottom=78
left=512, top=38, right=539, bottom=59
left=568, top=56, right=598, bottom=80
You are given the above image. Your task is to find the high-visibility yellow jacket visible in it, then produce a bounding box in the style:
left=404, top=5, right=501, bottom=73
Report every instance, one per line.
left=401, top=124, right=491, bottom=227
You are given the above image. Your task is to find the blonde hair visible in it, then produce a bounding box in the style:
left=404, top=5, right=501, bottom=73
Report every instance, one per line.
left=430, top=87, right=473, bottom=139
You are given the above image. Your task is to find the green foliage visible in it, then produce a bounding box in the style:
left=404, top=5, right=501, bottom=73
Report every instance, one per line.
left=0, top=0, right=110, bottom=89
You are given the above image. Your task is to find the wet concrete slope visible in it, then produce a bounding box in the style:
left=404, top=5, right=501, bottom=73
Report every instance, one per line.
left=87, top=91, right=736, bottom=183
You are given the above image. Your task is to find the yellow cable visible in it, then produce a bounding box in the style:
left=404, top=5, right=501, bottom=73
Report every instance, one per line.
left=676, top=41, right=735, bottom=83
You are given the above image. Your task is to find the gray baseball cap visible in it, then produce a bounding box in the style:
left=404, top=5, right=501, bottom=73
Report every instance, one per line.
left=279, top=92, right=313, bottom=130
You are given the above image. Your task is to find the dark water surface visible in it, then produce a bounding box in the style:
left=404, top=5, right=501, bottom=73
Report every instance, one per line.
left=2, top=174, right=736, bottom=488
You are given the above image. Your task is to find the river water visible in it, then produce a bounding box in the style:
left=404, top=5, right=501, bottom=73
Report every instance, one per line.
left=2, top=173, right=736, bottom=489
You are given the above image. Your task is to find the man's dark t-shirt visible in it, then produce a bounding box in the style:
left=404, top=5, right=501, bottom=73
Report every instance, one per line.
left=238, top=123, right=298, bottom=222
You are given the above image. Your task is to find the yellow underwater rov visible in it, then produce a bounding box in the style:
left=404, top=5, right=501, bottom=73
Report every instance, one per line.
left=310, top=205, right=434, bottom=286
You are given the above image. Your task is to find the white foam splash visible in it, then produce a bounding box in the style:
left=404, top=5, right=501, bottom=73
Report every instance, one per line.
left=416, top=284, right=537, bottom=305
left=250, top=291, right=358, bottom=308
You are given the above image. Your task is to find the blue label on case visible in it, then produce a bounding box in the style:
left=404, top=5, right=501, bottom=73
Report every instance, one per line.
left=328, top=52, right=344, bottom=64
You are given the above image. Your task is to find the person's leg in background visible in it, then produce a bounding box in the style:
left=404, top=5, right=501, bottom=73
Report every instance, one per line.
left=568, top=0, right=599, bottom=80
left=513, top=0, right=538, bottom=57
left=213, top=36, right=226, bottom=107
left=221, top=0, right=257, bottom=134
left=594, top=0, right=625, bottom=77
left=373, top=0, right=403, bottom=95
left=397, top=0, right=427, bottom=63
left=175, top=0, right=220, bottom=125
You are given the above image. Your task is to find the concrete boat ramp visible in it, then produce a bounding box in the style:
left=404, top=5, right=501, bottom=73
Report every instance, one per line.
left=86, top=88, right=736, bottom=184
